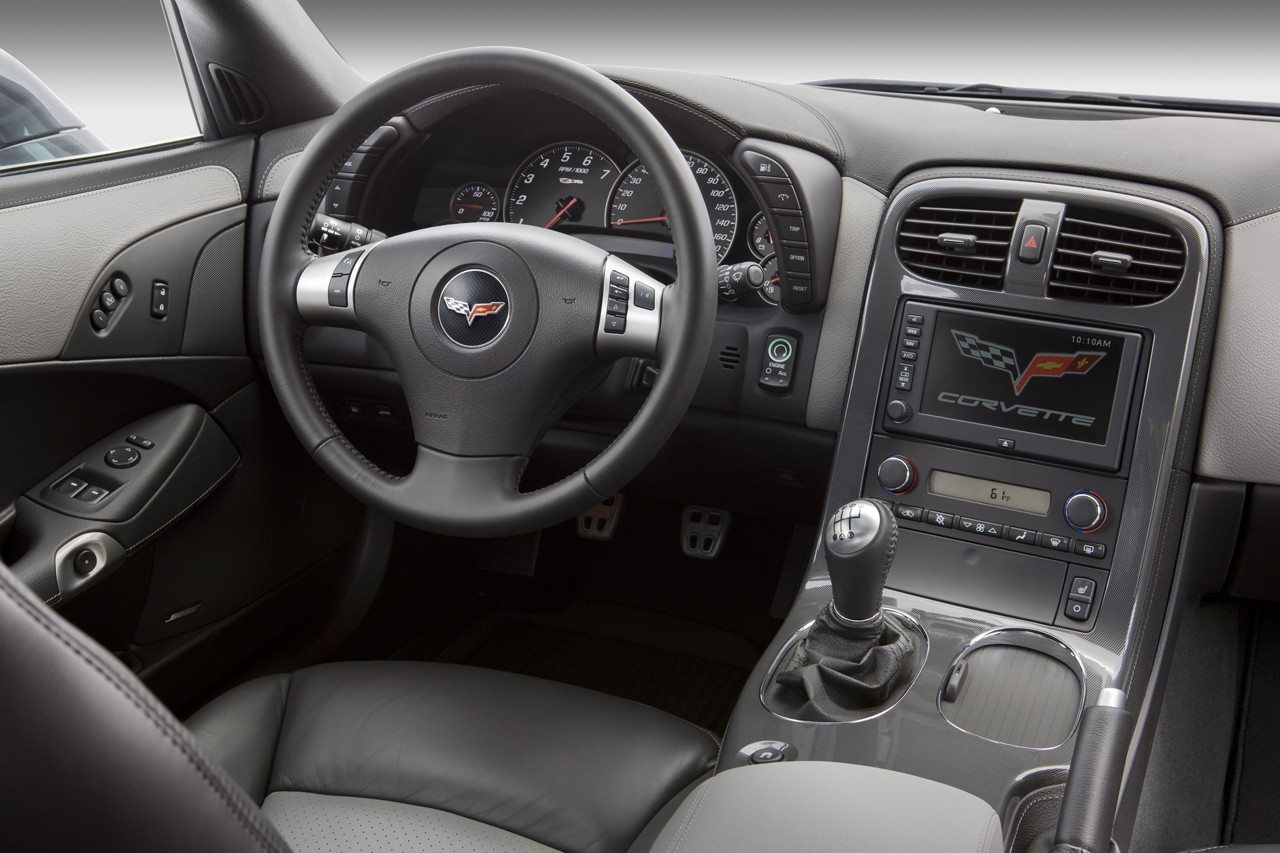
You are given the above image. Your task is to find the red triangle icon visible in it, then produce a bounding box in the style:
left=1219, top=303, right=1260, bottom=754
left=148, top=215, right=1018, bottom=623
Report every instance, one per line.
left=1024, top=234, right=1038, bottom=249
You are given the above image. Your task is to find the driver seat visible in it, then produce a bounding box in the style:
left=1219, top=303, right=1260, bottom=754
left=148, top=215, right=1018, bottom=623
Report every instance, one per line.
left=0, top=563, right=717, bottom=852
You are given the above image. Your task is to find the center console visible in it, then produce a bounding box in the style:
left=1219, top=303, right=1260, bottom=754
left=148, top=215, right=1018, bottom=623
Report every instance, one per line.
left=721, top=169, right=1218, bottom=850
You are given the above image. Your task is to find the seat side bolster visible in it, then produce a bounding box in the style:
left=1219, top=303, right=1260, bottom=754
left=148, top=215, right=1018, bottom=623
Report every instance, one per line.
left=187, top=672, right=292, bottom=804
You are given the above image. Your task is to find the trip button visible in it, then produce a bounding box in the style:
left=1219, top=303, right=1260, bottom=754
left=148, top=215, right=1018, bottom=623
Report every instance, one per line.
left=771, top=213, right=806, bottom=242
left=1073, top=541, right=1107, bottom=559
left=1039, top=532, right=1072, bottom=552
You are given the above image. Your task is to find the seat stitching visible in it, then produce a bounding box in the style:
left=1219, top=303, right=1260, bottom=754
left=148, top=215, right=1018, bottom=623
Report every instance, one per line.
left=976, top=811, right=1000, bottom=853
left=0, top=574, right=284, bottom=851
left=666, top=784, right=710, bottom=853
left=1010, top=787, right=1063, bottom=845
left=262, top=672, right=294, bottom=800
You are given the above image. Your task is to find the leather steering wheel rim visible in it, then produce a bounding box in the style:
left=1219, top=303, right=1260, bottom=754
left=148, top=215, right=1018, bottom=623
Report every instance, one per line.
left=259, top=47, right=718, bottom=537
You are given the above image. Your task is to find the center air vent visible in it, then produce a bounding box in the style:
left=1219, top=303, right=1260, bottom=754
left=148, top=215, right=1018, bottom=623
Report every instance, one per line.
left=1049, top=207, right=1185, bottom=305
left=897, top=197, right=1021, bottom=289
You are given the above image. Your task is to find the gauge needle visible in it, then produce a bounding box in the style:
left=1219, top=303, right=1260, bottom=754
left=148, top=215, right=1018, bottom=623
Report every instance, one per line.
left=456, top=203, right=487, bottom=210
left=544, top=197, right=580, bottom=229
left=612, top=215, right=669, bottom=226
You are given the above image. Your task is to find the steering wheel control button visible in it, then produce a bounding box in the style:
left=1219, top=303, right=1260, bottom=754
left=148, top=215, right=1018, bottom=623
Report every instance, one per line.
left=749, top=746, right=786, bottom=765
left=1038, top=532, right=1072, bottom=552
left=633, top=282, right=656, bottom=310
left=1073, top=541, right=1107, bottom=559
left=53, top=477, right=88, bottom=497
left=77, top=485, right=109, bottom=503
left=759, top=334, right=797, bottom=390
left=885, top=399, right=913, bottom=423
left=437, top=269, right=510, bottom=347
left=325, top=179, right=362, bottom=218
left=741, top=151, right=789, bottom=181
left=876, top=455, right=917, bottom=495
left=105, top=446, right=141, bottom=469
left=603, top=314, right=627, bottom=334
left=73, top=548, right=98, bottom=576
left=150, top=281, right=170, bottom=318
left=1064, top=490, right=1108, bottom=533
left=1018, top=223, right=1047, bottom=263
left=125, top=434, right=154, bottom=450
left=606, top=297, right=628, bottom=317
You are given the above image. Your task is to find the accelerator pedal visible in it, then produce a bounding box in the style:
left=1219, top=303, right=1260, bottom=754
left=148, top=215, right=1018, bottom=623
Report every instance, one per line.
left=578, top=494, right=624, bottom=541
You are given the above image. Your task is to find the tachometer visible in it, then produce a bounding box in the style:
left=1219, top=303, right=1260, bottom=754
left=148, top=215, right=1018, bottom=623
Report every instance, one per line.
left=608, top=151, right=738, bottom=262
left=450, top=183, right=500, bottom=223
left=505, top=143, right=619, bottom=229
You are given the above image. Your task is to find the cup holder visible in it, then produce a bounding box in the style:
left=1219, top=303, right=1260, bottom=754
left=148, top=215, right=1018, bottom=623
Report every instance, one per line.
left=938, top=627, right=1085, bottom=749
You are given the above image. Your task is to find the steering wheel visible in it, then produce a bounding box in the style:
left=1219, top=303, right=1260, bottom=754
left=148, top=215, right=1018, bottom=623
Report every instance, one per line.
left=259, top=48, right=718, bottom=537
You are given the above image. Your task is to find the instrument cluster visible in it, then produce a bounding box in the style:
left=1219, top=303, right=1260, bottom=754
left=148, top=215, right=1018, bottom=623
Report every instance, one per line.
left=413, top=138, right=777, bottom=301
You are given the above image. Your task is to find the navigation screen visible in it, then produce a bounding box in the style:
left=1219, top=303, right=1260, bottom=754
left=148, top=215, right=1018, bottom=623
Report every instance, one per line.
left=919, top=311, right=1127, bottom=445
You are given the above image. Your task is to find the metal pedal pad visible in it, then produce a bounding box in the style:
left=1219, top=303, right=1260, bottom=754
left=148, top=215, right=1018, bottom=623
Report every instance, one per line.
left=681, top=506, right=731, bottom=559
left=578, top=494, right=624, bottom=540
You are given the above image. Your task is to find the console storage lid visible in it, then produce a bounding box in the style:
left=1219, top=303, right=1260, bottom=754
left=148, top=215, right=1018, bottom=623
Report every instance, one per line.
left=646, top=761, right=1001, bottom=852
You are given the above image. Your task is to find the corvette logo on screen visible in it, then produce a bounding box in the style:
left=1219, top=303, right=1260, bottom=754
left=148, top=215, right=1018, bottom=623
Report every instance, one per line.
left=443, top=296, right=506, bottom=326
left=952, top=330, right=1105, bottom=395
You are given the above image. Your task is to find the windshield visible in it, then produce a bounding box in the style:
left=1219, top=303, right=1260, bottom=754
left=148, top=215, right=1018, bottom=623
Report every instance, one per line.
left=301, top=0, right=1279, bottom=109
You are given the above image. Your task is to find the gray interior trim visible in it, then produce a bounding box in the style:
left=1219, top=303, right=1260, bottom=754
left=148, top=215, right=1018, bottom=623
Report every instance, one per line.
left=259, top=151, right=302, bottom=201
left=262, top=791, right=555, bottom=852
left=645, top=760, right=1002, bottom=853
left=806, top=177, right=885, bottom=431
left=1197, top=209, right=1280, bottom=483
left=0, top=166, right=243, bottom=364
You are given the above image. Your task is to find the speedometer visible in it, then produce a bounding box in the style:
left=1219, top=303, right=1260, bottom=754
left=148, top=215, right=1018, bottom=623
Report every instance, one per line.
left=608, top=151, right=738, bottom=262
left=505, top=143, right=619, bottom=229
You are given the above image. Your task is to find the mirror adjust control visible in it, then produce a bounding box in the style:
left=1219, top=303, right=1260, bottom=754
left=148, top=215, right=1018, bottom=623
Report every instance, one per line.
left=105, top=446, right=141, bottom=469
left=759, top=334, right=797, bottom=390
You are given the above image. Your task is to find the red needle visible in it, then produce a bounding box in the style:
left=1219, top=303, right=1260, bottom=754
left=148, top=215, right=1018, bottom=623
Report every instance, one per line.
left=613, top=214, right=669, bottom=226
left=544, top=197, right=580, bottom=229
left=456, top=203, right=486, bottom=210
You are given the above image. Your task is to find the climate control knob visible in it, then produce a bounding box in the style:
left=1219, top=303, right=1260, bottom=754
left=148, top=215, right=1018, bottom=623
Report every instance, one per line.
left=876, top=455, right=917, bottom=495
left=1064, top=490, right=1107, bottom=533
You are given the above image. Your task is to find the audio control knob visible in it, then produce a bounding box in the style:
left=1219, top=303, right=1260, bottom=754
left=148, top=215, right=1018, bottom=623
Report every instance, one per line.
left=1064, top=490, right=1107, bottom=533
left=876, top=455, right=917, bottom=495
left=885, top=400, right=913, bottom=423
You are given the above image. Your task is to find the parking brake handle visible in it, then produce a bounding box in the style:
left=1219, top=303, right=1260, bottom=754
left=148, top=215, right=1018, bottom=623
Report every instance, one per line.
left=1052, top=687, right=1135, bottom=853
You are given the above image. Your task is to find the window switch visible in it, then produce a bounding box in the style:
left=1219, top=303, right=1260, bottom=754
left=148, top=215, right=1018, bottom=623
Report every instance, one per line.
left=151, top=281, right=170, bottom=318
left=77, top=485, right=110, bottom=503
left=54, top=476, right=87, bottom=497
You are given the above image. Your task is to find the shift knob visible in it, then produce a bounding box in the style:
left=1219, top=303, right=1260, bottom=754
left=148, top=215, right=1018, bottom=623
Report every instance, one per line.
left=825, top=498, right=898, bottom=623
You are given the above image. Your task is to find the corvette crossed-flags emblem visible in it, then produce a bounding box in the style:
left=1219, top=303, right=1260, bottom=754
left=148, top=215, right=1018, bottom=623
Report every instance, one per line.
left=443, top=296, right=506, bottom=326
left=952, top=329, right=1105, bottom=396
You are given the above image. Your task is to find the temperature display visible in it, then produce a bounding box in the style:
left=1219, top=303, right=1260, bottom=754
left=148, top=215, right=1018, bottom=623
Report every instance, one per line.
left=928, top=470, right=1051, bottom=516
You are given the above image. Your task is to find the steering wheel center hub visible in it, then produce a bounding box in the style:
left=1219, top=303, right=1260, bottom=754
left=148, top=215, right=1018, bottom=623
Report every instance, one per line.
left=437, top=269, right=511, bottom=347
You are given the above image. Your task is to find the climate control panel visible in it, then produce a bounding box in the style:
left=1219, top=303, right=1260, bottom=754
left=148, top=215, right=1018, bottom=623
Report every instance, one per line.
left=862, top=434, right=1124, bottom=567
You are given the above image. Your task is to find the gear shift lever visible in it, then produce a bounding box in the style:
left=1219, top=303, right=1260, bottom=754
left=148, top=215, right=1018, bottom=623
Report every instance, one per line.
left=764, top=497, right=923, bottom=722
left=825, top=499, right=897, bottom=624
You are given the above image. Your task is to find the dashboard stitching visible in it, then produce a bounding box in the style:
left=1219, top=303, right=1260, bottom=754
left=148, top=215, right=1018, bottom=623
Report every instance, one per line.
left=404, top=84, right=503, bottom=125
left=619, top=85, right=742, bottom=139
left=0, top=165, right=242, bottom=212
left=1227, top=207, right=1280, bottom=231
left=727, top=78, right=847, bottom=168
left=257, top=151, right=302, bottom=200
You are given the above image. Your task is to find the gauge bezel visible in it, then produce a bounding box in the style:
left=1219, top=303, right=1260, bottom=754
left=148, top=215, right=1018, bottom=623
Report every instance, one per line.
left=608, top=149, right=739, bottom=263
left=450, top=182, right=500, bottom=224
left=503, top=140, right=620, bottom=228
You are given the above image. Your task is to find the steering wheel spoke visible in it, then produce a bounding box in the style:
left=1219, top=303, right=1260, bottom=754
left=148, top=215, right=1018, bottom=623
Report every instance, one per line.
left=595, top=255, right=669, bottom=361
left=295, top=246, right=371, bottom=330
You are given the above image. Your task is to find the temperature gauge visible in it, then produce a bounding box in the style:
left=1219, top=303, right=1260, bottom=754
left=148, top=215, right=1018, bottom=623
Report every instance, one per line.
left=450, top=183, right=500, bottom=223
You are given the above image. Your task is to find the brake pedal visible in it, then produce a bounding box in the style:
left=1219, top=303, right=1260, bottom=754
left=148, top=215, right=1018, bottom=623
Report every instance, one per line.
left=578, top=494, right=624, bottom=540
left=682, top=506, right=731, bottom=559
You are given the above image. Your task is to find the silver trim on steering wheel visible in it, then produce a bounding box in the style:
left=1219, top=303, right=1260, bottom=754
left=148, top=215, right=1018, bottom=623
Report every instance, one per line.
left=296, top=246, right=374, bottom=328
left=595, top=254, right=667, bottom=359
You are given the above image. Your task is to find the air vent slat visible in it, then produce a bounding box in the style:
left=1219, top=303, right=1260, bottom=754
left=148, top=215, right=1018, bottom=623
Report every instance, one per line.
left=1048, top=206, right=1185, bottom=306
left=208, top=63, right=268, bottom=126
left=897, top=196, right=1020, bottom=290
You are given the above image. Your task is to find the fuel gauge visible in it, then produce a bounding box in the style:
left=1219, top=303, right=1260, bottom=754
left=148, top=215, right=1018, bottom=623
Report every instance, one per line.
left=749, top=212, right=774, bottom=259
left=450, top=183, right=500, bottom=223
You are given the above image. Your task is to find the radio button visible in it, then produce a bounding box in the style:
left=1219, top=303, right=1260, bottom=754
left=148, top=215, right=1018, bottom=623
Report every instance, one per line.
left=900, top=350, right=917, bottom=362
left=996, top=437, right=1016, bottom=451
left=1006, top=526, right=1037, bottom=545
left=893, top=504, right=925, bottom=522
left=902, top=338, right=920, bottom=350
left=903, top=326, right=923, bottom=338
left=925, top=510, right=953, bottom=528
left=906, top=313, right=924, bottom=325
left=1038, top=532, right=1072, bottom=552
left=885, top=400, right=913, bottom=423
left=894, top=363, right=915, bottom=390
left=1073, top=541, right=1107, bottom=559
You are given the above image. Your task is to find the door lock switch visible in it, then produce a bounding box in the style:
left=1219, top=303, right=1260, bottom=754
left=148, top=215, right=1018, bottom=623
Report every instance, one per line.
left=759, top=334, right=797, bottom=390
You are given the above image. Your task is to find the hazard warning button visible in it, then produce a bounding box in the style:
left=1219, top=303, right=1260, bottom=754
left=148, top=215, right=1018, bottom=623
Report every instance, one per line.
left=1018, top=223, right=1047, bottom=264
